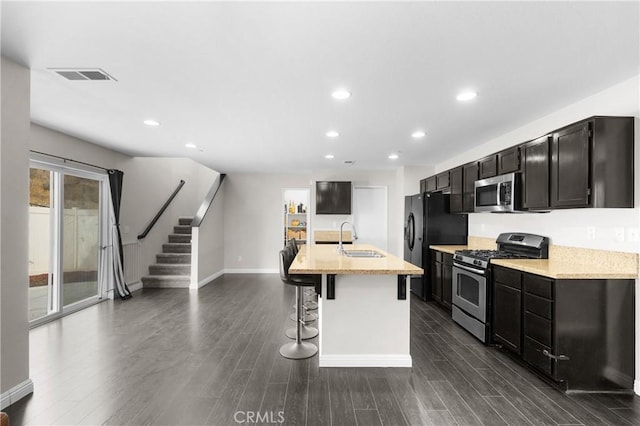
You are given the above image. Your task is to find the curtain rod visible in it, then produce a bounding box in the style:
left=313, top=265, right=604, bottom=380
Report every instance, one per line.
left=30, top=150, right=112, bottom=172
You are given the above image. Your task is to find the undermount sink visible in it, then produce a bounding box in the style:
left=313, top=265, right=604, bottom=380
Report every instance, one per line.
left=342, top=250, right=385, bottom=258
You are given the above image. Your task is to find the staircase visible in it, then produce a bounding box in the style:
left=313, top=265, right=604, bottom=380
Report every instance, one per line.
left=141, top=217, right=193, bottom=288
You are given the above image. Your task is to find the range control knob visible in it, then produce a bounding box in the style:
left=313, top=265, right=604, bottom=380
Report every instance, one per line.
left=473, top=260, right=482, bottom=266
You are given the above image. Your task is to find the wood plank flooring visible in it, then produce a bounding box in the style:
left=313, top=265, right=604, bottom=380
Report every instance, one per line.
left=5, top=273, right=640, bottom=425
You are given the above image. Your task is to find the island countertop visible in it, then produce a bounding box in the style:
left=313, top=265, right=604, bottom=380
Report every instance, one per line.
left=290, top=243, right=423, bottom=275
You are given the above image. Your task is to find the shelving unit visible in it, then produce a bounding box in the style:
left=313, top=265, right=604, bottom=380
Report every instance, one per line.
left=284, top=212, right=308, bottom=247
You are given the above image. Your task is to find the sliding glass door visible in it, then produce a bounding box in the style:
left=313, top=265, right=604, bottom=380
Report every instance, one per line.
left=29, top=161, right=108, bottom=325
left=62, top=174, right=101, bottom=307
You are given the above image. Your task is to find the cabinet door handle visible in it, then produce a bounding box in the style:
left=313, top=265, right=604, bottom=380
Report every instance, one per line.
left=542, top=349, right=569, bottom=361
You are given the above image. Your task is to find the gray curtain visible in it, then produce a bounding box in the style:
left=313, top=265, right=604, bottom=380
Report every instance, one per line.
left=108, top=170, right=131, bottom=299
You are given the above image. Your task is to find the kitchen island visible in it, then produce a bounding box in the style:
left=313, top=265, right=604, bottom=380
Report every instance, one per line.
left=290, top=243, right=423, bottom=367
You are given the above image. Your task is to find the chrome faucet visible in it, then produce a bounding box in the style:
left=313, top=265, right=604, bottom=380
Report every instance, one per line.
left=338, top=221, right=358, bottom=254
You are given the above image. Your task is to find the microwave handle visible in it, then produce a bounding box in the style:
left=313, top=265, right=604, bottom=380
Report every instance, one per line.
left=496, top=182, right=502, bottom=205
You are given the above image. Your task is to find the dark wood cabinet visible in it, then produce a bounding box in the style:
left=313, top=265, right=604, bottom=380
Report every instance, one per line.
left=462, top=162, right=479, bottom=213
left=436, top=171, right=450, bottom=190
left=492, top=266, right=522, bottom=354
left=430, top=250, right=442, bottom=303
left=417, top=116, right=632, bottom=211
left=522, top=135, right=551, bottom=210
left=424, top=176, right=437, bottom=193
left=551, top=122, right=590, bottom=208
left=479, top=155, right=497, bottom=179
left=431, top=250, right=453, bottom=310
left=497, top=146, right=520, bottom=174
left=442, top=253, right=453, bottom=309
left=491, top=266, right=634, bottom=391
left=550, top=117, right=633, bottom=208
left=449, top=167, right=463, bottom=213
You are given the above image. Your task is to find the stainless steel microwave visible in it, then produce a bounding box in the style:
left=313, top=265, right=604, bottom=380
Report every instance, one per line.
left=474, top=172, right=522, bottom=213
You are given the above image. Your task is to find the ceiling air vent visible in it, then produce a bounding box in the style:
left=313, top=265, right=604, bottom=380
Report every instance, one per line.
left=344, top=160, right=355, bottom=165
left=50, top=68, right=117, bottom=81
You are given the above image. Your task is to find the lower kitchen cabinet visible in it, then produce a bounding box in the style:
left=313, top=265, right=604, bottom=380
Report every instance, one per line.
left=442, top=254, right=452, bottom=309
left=492, top=267, right=522, bottom=354
left=431, top=250, right=453, bottom=311
left=491, top=265, right=634, bottom=391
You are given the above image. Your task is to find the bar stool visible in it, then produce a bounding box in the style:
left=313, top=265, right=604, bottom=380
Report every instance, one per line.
left=279, top=249, right=318, bottom=359
left=288, top=239, right=318, bottom=312
left=285, top=243, right=317, bottom=324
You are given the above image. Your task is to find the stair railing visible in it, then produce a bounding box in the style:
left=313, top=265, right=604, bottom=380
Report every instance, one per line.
left=138, top=180, right=186, bottom=240
left=191, top=174, right=226, bottom=227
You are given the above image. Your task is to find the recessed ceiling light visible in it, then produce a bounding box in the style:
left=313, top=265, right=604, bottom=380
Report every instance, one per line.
left=331, top=89, right=351, bottom=100
left=143, top=119, right=160, bottom=126
left=185, top=143, right=197, bottom=149
left=411, top=130, right=426, bottom=139
left=456, top=91, right=477, bottom=102
left=325, top=154, right=335, bottom=159
left=326, top=130, right=339, bottom=138
left=388, top=153, right=399, bottom=160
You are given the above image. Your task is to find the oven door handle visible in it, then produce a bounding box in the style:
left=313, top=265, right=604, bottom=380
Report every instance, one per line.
left=453, top=263, right=487, bottom=276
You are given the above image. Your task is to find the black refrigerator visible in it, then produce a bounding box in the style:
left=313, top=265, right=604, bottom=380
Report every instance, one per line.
left=404, top=192, right=468, bottom=300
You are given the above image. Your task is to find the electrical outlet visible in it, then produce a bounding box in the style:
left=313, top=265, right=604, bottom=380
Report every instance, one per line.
left=627, top=228, right=640, bottom=243
left=587, top=226, right=596, bottom=240
left=614, top=227, right=625, bottom=242
left=237, top=255, right=242, bottom=262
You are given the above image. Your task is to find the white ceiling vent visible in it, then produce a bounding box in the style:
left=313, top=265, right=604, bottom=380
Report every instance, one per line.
left=50, top=68, right=117, bottom=81
left=344, top=160, right=355, bottom=165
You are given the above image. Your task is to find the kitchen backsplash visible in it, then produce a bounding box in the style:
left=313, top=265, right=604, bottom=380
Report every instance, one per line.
left=469, top=208, right=640, bottom=253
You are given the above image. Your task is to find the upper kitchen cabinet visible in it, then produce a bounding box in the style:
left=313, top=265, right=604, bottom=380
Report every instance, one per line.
left=550, top=116, right=633, bottom=209
left=462, top=162, right=479, bottom=213
left=497, top=146, right=520, bottom=175
left=436, top=171, right=450, bottom=190
left=478, top=154, right=498, bottom=179
left=449, top=166, right=463, bottom=213
left=423, top=176, right=437, bottom=193
left=522, top=135, right=551, bottom=210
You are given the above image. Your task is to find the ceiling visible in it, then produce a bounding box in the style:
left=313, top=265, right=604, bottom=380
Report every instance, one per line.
left=2, top=2, right=638, bottom=173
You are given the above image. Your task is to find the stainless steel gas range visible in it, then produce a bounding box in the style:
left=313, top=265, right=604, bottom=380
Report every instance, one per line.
left=451, top=233, right=549, bottom=343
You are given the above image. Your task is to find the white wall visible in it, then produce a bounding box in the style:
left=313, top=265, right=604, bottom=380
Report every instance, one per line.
left=1, top=57, right=31, bottom=399
left=435, top=75, right=640, bottom=253
left=223, top=173, right=311, bottom=272
left=195, top=180, right=225, bottom=285
left=223, top=169, right=405, bottom=272
left=119, top=157, right=220, bottom=276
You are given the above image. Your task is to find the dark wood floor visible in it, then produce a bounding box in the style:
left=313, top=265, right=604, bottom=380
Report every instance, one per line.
left=5, top=273, right=640, bottom=425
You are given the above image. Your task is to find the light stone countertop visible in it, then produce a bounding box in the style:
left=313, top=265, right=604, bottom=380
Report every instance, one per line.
left=428, top=245, right=469, bottom=255
left=290, top=243, right=423, bottom=275
left=491, top=258, right=638, bottom=279
left=429, top=241, right=638, bottom=280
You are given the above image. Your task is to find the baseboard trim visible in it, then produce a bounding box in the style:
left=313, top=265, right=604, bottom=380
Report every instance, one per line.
left=223, top=268, right=278, bottom=274
left=191, top=270, right=225, bottom=290
left=319, top=354, right=412, bottom=368
left=0, top=379, right=34, bottom=410
left=127, top=281, right=142, bottom=293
